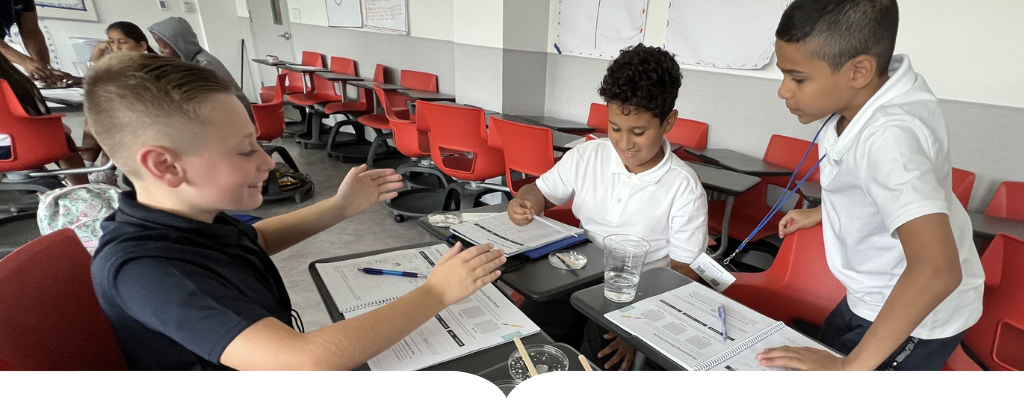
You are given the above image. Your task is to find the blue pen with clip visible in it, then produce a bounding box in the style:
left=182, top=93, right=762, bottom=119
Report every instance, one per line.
left=717, top=305, right=729, bottom=342
left=359, top=267, right=425, bottom=278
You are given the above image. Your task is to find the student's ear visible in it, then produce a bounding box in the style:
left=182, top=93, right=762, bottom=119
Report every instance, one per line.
left=661, top=109, right=679, bottom=135
left=137, top=145, right=187, bottom=188
left=848, top=55, right=878, bottom=89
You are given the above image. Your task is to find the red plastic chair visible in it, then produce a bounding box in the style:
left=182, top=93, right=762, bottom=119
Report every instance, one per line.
left=724, top=224, right=846, bottom=328
left=586, top=103, right=608, bottom=134
left=961, top=233, right=1024, bottom=371
left=260, top=50, right=323, bottom=102
left=489, top=117, right=580, bottom=228
left=250, top=74, right=305, bottom=201
left=0, top=80, right=73, bottom=195
left=0, top=229, right=128, bottom=371
left=374, top=63, right=386, bottom=83
left=951, top=168, right=975, bottom=210
left=666, top=117, right=708, bottom=162
left=387, top=69, right=438, bottom=119
left=417, top=101, right=507, bottom=210
left=984, top=181, right=1024, bottom=221
left=709, top=134, right=819, bottom=244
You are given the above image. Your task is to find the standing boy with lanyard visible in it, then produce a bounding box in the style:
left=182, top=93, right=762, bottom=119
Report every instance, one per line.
left=758, top=0, right=984, bottom=370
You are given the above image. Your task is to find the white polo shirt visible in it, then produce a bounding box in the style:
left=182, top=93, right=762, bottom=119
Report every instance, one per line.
left=817, top=54, right=984, bottom=339
left=536, top=138, right=709, bottom=268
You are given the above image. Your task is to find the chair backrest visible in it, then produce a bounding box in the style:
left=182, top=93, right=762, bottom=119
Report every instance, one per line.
left=586, top=103, right=608, bottom=134
left=373, top=64, right=386, bottom=83
left=252, top=74, right=286, bottom=141
left=400, top=70, right=438, bottom=92
left=0, top=229, right=128, bottom=370
left=300, top=50, right=323, bottom=67
left=281, top=51, right=325, bottom=95
left=490, top=117, right=556, bottom=196
left=763, top=134, right=820, bottom=181
left=417, top=101, right=505, bottom=181
left=0, top=80, right=70, bottom=172
left=951, top=167, right=975, bottom=210
left=985, top=181, right=1024, bottom=221
left=963, top=234, right=1024, bottom=371
left=330, top=56, right=356, bottom=75
left=723, top=225, right=846, bottom=327
left=665, top=117, right=708, bottom=150
left=373, top=86, right=427, bottom=157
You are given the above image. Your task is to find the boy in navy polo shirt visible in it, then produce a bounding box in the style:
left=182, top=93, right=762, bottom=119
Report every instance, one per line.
left=86, top=53, right=507, bottom=371
left=758, top=0, right=984, bottom=370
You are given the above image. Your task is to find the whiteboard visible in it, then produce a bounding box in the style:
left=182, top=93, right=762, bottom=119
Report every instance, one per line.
left=665, top=0, right=791, bottom=70
left=557, top=0, right=649, bottom=59
left=326, top=0, right=363, bottom=27
left=365, top=0, right=409, bottom=35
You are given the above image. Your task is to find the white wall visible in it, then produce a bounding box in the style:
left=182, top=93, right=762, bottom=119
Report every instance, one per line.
left=452, top=0, right=502, bottom=48
left=546, top=0, right=1024, bottom=108
left=197, top=0, right=252, bottom=99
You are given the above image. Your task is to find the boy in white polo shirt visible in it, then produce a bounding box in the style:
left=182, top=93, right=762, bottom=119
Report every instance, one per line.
left=758, top=0, right=984, bottom=371
left=507, top=44, right=709, bottom=370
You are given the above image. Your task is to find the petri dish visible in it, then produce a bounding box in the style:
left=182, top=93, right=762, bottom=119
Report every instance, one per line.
left=427, top=211, right=462, bottom=227
left=508, top=344, right=569, bottom=382
left=548, top=250, right=587, bottom=270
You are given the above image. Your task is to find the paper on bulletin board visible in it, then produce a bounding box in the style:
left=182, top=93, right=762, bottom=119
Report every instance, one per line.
left=326, top=0, right=362, bottom=27
left=664, top=0, right=791, bottom=70
left=364, top=0, right=408, bottom=35
left=556, top=0, right=649, bottom=59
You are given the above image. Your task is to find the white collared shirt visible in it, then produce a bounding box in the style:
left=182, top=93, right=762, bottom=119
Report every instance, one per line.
left=818, top=54, right=984, bottom=339
left=536, top=138, right=709, bottom=268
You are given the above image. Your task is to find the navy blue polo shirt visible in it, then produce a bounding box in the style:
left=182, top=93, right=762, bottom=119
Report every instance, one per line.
left=91, top=191, right=293, bottom=370
left=1, top=0, right=35, bottom=35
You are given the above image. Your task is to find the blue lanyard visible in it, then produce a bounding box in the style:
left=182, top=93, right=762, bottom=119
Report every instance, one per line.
left=721, top=114, right=835, bottom=265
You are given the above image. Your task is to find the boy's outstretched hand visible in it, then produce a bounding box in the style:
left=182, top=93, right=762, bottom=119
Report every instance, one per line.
left=757, top=346, right=846, bottom=371
left=507, top=198, right=536, bottom=226
left=424, top=243, right=506, bottom=306
left=334, top=164, right=404, bottom=219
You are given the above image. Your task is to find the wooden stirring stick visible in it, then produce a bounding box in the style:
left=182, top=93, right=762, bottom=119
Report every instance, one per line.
left=579, top=354, right=594, bottom=371
left=513, top=336, right=538, bottom=377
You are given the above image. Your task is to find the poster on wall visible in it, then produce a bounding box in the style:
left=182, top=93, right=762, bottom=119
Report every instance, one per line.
left=326, top=0, right=363, bottom=28
left=36, top=0, right=99, bottom=22
left=664, top=0, right=791, bottom=69
left=364, top=0, right=408, bottom=35
left=556, top=0, right=649, bottom=59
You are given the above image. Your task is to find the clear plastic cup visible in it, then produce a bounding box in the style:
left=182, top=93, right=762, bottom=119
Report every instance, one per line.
left=602, top=234, right=650, bottom=303
left=508, top=344, right=569, bottom=381
left=493, top=380, right=519, bottom=396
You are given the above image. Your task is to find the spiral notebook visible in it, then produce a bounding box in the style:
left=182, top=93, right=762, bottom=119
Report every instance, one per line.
left=607, top=282, right=841, bottom=371
left=315, top=244, right=449, bottom=316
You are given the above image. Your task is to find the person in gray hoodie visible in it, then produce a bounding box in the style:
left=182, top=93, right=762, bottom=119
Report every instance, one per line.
left=148, top=17, right=253, bottom=121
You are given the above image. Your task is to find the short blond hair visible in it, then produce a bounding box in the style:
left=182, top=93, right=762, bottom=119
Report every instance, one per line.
left=83, top=53, right=237, bottom=178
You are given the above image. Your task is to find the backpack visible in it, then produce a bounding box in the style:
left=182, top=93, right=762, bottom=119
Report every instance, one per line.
left=266, top=162, right=313, bottom=195
left=37, top=183, right=121, bottom=255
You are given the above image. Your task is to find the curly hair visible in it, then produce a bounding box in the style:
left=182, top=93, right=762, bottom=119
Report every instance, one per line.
left=598, top=44, right=682, bottom=123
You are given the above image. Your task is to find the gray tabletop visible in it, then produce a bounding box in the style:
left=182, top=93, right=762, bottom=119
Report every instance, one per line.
left=570, top=267, right=695, bottom=370
left=399, top=89, right=456, bottom=101
left=969, top=212, right=1024, bottom=240
left=482, top=114, right=584, bottom=151
left=417, top=204, right=606, bottom=302
left=798, top=181, right=822, bottom=206
left=685, top=161, right=762, bottom=197
left=306, top=241, right=591, bottom=373
left=283, top=64, right=331, bottom=73
left=684, top=148, right=793, bottom=177
left=251, top=58, right=295, bottom=66
left=513, top=115, right=596, bottom=133
left=314, top=72, right=364, bottom=81
left=349, top=81, right=407, bottom=91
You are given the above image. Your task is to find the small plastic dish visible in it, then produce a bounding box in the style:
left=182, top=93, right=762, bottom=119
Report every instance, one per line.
left=508, top=344, right=569, bottom=382
left=493, top=380, right=519, bottom=396
left=548, top=250, right=587, bottom=270
left=427, top=211, right=462, bottom=227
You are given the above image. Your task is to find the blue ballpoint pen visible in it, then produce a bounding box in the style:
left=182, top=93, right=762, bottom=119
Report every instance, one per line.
left=359, top=267, right=425, bottom=278
left=717, top=305, right=729, bottom=342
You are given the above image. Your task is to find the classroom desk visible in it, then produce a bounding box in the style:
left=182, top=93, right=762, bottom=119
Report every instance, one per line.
left=513, top=115, right=596, bottom=134
left=314, top=72, right=365, bottom=82
left=570, top=267, right=694, bottom=371
left=399, top=89, right=456, bottom=102
left=283, top=65, right=331, bottom=94
left=349, top=81, right=409, bottom=114
left=684, top=148, right=793, bottom=177
left=308, top=242, right=597, bottom=373
left=40, top=87, right=84, bottom=109
left=685, top=161, right=762, bottom=258
left=251, top=58, right=296, bottom=67
left=417, top=204, right=607, bottom=302
left=969, top=212, right=1024, bottom=240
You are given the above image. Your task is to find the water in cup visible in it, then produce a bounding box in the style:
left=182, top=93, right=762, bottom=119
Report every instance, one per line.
left=602, top=234, right=650, bottom=303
